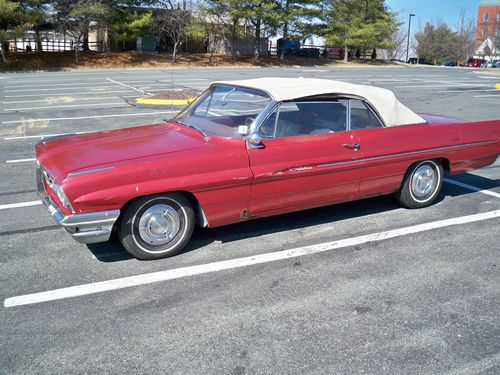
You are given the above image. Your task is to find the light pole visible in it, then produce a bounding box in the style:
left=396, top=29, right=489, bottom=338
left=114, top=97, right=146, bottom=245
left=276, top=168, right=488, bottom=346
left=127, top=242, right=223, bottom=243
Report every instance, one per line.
left=406, top=13, right=415, bottom=63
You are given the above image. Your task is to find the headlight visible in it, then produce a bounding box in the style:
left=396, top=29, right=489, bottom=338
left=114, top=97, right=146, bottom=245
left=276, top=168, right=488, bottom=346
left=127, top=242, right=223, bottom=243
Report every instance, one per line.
left=52, top=183, right=72, bottom=210
left=43, top=170, right=73, bottom=211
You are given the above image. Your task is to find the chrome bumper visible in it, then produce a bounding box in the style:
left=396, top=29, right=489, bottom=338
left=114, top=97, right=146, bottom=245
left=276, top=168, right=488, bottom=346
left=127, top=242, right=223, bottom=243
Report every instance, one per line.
left=36, top=167, right=120, bottom=244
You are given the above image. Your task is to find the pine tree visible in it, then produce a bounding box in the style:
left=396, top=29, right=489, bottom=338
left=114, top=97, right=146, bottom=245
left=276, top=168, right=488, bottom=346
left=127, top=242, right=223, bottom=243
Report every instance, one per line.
left=0, top=0, right=32, bottom=62
left=321, top=0, right=397, bottom=62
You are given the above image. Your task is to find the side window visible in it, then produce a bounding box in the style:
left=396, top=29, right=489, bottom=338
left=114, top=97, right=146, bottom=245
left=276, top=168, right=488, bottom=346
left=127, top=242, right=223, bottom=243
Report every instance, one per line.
left=274, top=101, right=348, bottom=138
left=259, top=107, right=277, bottom=138
left=350, top=100, right=383, bottom=130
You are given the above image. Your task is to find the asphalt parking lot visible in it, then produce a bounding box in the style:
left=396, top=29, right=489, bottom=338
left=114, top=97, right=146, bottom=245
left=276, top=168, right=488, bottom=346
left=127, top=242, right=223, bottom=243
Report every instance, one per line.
left=0, top=66, right=499, bottom=374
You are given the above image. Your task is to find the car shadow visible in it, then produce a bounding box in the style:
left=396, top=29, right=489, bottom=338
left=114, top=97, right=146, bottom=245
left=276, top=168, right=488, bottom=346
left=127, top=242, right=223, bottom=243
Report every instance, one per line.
left=86, top=172, right=499, bottom=263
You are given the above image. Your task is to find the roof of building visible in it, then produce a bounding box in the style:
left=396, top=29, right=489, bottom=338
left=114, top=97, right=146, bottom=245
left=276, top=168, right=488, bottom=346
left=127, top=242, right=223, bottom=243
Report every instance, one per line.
left=212, top=77, right=426, bottom=127
left=480, top=0, right=500, bottom=6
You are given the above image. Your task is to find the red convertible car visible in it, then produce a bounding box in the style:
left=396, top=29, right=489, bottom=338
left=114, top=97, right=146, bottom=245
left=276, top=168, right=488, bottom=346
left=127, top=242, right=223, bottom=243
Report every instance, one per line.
left=36, top=78, right=500, bottom=259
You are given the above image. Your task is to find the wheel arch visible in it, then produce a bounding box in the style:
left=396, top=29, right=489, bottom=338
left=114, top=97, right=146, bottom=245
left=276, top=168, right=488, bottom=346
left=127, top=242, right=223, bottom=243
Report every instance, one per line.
left=115, top=190, right=208, bottom=232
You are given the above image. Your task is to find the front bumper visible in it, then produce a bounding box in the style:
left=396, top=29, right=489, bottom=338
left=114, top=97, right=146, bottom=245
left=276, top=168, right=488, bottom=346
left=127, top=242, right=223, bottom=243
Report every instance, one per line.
left=36, top=167, right=120, bottom=244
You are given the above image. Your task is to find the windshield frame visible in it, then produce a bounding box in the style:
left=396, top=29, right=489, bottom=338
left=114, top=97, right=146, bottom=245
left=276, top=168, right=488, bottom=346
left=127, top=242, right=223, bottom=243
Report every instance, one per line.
left=174, top=84, right=276, bottom=139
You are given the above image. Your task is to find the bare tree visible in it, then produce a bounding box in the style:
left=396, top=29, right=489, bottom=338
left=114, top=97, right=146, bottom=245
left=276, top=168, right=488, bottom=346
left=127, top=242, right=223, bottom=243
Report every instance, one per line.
left=388, top=14, right=407, bottom=59
left=454, top=8, right=476, bottom=64
left=153, top=1, right=191, bottom=63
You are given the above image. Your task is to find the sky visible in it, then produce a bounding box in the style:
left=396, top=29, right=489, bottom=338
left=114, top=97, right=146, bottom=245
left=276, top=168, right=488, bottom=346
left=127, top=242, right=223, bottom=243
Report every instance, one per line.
left=386, top=0, right=481, bottom=32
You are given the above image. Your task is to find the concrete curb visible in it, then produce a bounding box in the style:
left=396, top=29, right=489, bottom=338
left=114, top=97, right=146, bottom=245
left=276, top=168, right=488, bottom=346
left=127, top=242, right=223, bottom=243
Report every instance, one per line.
left=136, top=97, right=196, bottom=105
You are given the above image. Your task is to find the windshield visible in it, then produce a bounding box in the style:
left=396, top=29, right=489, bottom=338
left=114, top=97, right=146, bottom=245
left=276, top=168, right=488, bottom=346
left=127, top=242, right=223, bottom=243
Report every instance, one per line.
left=174, top=85, right=271, bottom=138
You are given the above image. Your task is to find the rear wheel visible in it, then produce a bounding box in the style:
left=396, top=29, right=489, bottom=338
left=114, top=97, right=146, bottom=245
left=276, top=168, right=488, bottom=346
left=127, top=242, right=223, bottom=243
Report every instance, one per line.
left=119, top=193, right=195, bottom=260
left=396, top=160, right=443, bottom=209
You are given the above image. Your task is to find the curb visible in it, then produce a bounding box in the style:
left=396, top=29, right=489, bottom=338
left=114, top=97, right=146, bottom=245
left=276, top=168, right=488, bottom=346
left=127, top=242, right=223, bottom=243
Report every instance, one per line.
left=136, top=97, right=196, bottom=105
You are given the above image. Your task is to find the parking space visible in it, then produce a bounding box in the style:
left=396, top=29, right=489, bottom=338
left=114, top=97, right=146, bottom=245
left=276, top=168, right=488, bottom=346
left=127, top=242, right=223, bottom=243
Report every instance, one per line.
left=0, top=66, right=499, bottom=374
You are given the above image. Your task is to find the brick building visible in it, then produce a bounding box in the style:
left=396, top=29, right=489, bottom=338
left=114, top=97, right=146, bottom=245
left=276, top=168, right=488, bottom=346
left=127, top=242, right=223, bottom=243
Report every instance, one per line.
left=476, top=0, right=500, bottom=47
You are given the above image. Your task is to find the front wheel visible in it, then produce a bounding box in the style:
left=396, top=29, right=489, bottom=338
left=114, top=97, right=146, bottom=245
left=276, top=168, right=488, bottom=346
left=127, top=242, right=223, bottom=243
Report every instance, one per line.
left=395, top=160, right=443, bottom=209
left=119, top=193, right=195, bottom=260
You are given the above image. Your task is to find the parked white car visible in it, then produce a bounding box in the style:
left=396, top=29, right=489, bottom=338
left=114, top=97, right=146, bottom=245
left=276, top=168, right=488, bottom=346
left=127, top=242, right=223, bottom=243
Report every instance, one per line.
left=486, top=60, right=500, bottom=68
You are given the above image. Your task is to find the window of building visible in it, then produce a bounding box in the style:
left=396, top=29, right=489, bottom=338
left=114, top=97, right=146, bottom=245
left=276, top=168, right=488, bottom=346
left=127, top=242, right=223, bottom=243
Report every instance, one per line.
left=484, top=12, right=489, bottom=22
left=482, top=28, right=488, bottom=37
left=497, top=12, right=500, bottom=21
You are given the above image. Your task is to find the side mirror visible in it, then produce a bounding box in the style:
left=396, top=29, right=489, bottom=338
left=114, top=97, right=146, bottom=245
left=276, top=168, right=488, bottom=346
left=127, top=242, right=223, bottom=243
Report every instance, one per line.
left=248, top=133, right=264, bottom=149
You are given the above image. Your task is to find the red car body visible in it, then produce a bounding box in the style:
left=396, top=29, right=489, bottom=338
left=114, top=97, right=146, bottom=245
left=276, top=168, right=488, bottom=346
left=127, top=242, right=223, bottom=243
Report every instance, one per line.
left=35, top=78, right=500, bottom=259
left=37, top=115, right=500, bottom=228
left=466, top=58, right=486, bottom=68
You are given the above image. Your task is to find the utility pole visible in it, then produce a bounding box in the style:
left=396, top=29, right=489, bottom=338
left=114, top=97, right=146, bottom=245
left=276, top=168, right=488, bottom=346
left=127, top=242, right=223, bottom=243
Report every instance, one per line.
left=406, top=13, right=415, bottom=63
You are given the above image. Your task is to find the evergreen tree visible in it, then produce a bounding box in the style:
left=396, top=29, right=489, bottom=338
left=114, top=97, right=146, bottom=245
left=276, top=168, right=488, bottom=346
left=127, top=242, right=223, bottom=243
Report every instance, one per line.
left=415, top=22, right=459, bottom=64
left=111, top=10, right=152, bottom=51
left=0, top=0, right=32, bottom=62
left=19, top=0, right=53, bottom=52
left=276, top=0, right=321, bottom=60
left=321, top=0, right=396, bottom=62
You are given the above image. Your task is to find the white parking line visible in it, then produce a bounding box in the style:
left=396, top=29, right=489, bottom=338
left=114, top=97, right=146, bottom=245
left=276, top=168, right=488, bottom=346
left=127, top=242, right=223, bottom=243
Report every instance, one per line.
left=1, top=111, right=177, bottom=124
left=395, top=83, right=485, bottom=88
left=4, top=90, right=131, bottom=98
left=4, top=82, right=117, bottom=89
left=445, top=178, right=500, bottom=199
left=0, top=201, right=41, bottom=210
left=106, top=77, right=151, bottom=95
left=474, top=94, right=500, bottom=98
left=437, top=89, right=499, bottom=93
left=3, top=95, right=140, bottom=104
left=5, top=102, right=128, bottom=112
left=5, top=86, right=128, bottom=93
left=4, top=131, right=93, bottom=140
left=6, top=158, right=36, bottom=164
left=4, top=209, right=500, bottom=308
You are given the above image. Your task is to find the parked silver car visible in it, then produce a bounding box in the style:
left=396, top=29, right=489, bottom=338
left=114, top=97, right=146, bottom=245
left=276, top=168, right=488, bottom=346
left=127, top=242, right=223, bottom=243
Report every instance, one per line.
left=486, top=60, right=500, bottom=68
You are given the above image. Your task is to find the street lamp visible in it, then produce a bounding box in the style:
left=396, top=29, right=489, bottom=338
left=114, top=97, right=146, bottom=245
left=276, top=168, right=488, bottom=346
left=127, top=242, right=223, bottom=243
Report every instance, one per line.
left=406, top=13, right=415, bottom=63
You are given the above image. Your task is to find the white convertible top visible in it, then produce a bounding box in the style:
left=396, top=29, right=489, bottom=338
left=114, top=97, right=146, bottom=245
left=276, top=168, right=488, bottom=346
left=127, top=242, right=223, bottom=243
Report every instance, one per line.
left=212, top=77, right=427, bottom=127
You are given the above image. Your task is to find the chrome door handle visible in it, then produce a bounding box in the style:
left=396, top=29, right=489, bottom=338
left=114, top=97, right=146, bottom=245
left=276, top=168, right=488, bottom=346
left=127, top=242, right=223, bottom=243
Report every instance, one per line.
left=342, top=143, right=360, bottom=151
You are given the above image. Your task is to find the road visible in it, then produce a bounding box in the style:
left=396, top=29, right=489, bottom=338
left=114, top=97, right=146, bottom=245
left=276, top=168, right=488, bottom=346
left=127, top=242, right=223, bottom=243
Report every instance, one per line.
left=0, top=65, right=499, bottom=374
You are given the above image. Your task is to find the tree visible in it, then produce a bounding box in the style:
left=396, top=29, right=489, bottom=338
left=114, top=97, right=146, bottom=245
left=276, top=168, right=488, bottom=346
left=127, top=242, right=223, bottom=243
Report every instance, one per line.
left=111, top=9, right=152, bottom=51
left=187, top=8, right=226, bottom=63
left=454, top=8, right=476, bottom=64
left=152, top=1, right=191, bottom=63
left=276, top=0, right=321, bottom=60
left=204, top=0, right=246, bottom=62
left=54, top=0, right=109, bottom=62
left=19, top=0, right=52, bottom=52
left=0, top=0, right=31, bottom=62
left=387, top=13, right=407, bottom=60
left=239, top=0, right=280, bottom=61
left=321, top=0, right=397, bottom=62
left=415, top=22, right=458, bottom=64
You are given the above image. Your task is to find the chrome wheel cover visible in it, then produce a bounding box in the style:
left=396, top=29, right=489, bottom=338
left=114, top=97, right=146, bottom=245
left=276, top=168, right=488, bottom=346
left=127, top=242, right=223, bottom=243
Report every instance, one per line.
left=138, top=204, right=181, bottom=246
left=411, top=164, right=437, bottom=198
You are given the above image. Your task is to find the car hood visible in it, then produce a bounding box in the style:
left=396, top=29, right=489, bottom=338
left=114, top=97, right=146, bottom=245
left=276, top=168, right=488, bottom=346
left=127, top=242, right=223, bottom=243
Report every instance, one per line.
left=36, top=122, right=208, bottom=180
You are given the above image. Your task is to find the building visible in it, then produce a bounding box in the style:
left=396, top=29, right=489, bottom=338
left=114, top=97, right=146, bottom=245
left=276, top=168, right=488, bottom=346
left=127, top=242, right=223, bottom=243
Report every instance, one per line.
left=476, top=0, right=500, bottom=47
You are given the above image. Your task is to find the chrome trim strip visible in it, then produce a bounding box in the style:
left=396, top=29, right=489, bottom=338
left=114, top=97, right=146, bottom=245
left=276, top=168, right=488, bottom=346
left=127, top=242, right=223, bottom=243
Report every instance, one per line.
left=250, top=100, right=278, bottom=135
left=318, top=140, right=496, bottom=168
left=68, top=166, right=116, bottom=177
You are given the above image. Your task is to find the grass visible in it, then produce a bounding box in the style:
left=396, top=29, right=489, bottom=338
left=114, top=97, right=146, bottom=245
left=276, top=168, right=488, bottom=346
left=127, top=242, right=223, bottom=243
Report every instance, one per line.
left=0, top=51, right=400, bottom=71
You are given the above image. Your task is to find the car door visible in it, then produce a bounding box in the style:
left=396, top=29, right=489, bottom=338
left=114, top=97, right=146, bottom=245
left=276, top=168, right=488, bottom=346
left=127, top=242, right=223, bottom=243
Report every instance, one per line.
left=349, top=99, right=445, bottom=198
left=247, top=100, right=363, bottom=217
